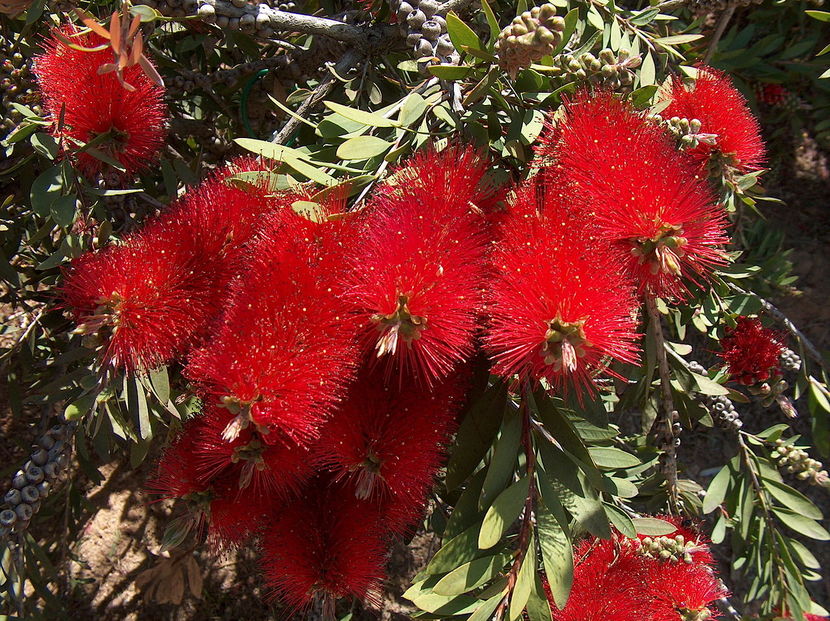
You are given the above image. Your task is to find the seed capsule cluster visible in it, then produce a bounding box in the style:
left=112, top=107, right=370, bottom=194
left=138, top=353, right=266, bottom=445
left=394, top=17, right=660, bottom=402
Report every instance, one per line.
left=494, top=4, right=565, bottom=78
left=779, top=347, right=802, bottom=373
left=636, top=534, right=698, bottom=564
left=149, top=0, right=300, bottom=38
left=0, top=423, right=74, bottom=537
left=771, top=439, right=829, bottom=486
left=647, top=113, right=718, bottom=150
left=1, top=36, right=42, bottom=135
left=389, top=0, right=457, bottom=65
left=685, top=0, right=762, bottom=14
left=688, top=361, right=743, bottom=432
left=547, top=48, right=641, bottom=92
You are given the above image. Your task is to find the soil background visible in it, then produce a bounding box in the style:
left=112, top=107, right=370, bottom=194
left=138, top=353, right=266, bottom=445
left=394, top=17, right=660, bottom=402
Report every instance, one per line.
left=1, top=109, right=829, bottom=621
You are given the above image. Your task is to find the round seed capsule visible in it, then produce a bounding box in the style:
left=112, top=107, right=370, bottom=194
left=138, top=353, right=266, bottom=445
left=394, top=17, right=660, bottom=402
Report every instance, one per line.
left=26, top=464, right=44, bottom=484
left=21, top=486, right=39, bottom=504
left=14, top=504, right=32, bottom=522
left=12, top=472, right=27, bottom=489
left=31, top=448, right=48, bottom=467
left=4, top=488, right=21, bottom=506
left=0, top=509, right=16, bottom=527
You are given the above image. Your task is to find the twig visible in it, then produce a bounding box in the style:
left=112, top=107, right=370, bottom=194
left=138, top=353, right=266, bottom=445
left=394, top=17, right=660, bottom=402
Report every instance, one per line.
left=703, top=3, right=736, bottom=64
left=727, top=282, right=827, bottom=374
left=270, top=49, right=364, bottom=144
left=645, top=296, right=680, bottom=513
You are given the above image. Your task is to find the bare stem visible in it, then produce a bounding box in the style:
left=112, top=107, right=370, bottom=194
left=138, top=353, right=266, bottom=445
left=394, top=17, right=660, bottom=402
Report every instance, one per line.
left=703, top=3, right=736, bottom=64
left=645, top=295, right=680, bottom=513
left=270, top=49, right=364, bottom=144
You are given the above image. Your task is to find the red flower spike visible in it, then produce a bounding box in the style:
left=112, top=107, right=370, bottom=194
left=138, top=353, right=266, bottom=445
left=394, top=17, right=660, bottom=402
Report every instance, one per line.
left=62, top=158, right=280, bottom=373
left=192, top=405, right=313, bottom=501
left=718, top=316, right=784, bottom=386
left=314, top=366, right=465, bottom=533
left=34, top=27, right=166, bottom=180
left=186, top=205, right=362, bottom=446
left=548, top=90, right=729, bottom=300
left=661, top=66, right=765, bottom=173
left=484, top=181, right=640, bottom=395
left=346, top=146, right=492, bottom=387
left=206, top=472, right=276, bottom=550
left=261, top=477, right=386, bottom=615
left=146, top=430, right=207, bottom=502
left=648, top=563, right=726, bottom=621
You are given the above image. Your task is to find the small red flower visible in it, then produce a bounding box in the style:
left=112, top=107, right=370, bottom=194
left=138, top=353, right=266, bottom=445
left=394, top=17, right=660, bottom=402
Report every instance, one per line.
left=661, top=66, right=766, bottom=173
left=648, top=563, right=726, bottom=621
left=62, top=158, right=279, bottom=372
left=260, top=477, right=386, bottom=615
left=719, top=316, right=784, bottom=385
left=192, top=405, right=314, bottom=500
left=314, top=366, right=465, bottom=533
left=346, top=146, right=492, bottom=387
left=484, top=181, right=640, bottom=395
left=546, top=90, right=729, bottom=300
left=34, top=27, right=166, bottom=180
left=185, top=204, right=361, bottom=446
left=206, top=472, right=275, bottom=549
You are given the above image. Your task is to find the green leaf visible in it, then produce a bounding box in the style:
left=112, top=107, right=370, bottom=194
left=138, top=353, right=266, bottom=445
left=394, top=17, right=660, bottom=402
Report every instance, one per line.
left=479, top=476, right=530, bottom=549
left=336, top=136, right=392, bottom=160
left=85, top=147, right=126, bottom=172
left=480, top=0, right=500, bottom=44
left=467, top=592, right=505, bottom=621
left=772, top=508, right=830, bottom=540
left=446, top=384, right=508, bottom=491
left=428, top=64, right=473, bottom=80
left=526, top=573, right=554, bottom=621
left=537, top=505, right=572, bottom=609
left=50, top=194, right=77, bottom=228
left=603, top=476, right=638, bottom=499
left=479, top=405, right=522, bottom=509
left=604, top=503, right=636, bottom=538
left=130, top=4, right=158, bottom=21
left=290, top=200, right=327, bottom=223
left=508, top=532, right=535, bottom=620
left=632, top=517, right=677, bottom=536
left=323, top=101, right=399, bottom=127
left=65, top=391, right=96, bottom=421
left=31, top=132, right=59, bottom=159
left=447, top=11, right=483, bottom=52
left=639, top=51, right=656, bottom=87
left=653, top=34, right=703, bottom=46
left=426, top=525, right=483, bottom=575
left=399, top=92, right=428, bottom=127
left=445, top=469, right=488, bottom=540
left=806, top=9, right=830, bottom=21
left=763, top=479, right=823, bottom=520
left=30, top=165, right=63, bottom=217
left=692, top=373, right=730, bottom=396
left=588, top=447, right=640, bottom=469
left=432, top=553, right=511, bottom=596
left=554, top=8, right=579, bottom=56
left=149, top=366, right=171, bottom=404
left=703, top=465, right=731, bottom=514
left=629, top=7, right=659, bottom=26
left=125, top=375, right=152, bottom=441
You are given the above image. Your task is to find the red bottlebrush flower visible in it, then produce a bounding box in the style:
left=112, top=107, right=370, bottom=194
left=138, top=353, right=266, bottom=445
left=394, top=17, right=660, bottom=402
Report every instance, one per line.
left=484, top=182, right=640, bottom=395
left=147, top=429, right=207, bottom=502
left=260, top=477, right=386, bottom=615
left=718, top=316, right=784, bottom=385
left=314, top=366, right=465, bottom=533
left=34, top=27, right=166, bottom=180
left=61, top=158, right=279, bottom=372
left=756, top=83, right=788, bottom=107
left=192, top=404, right=313, bottom=500
left=546, top=90, right=729, bottom=300
left=186, top=204, right=361, bottom=446
left=206, top=472, right=275, bottom=549
left=661, top=67, right=765, bottom=173
left=648, top=563, right=726, bottom=621
left=550, top=517, right=723, bottom=621
left=345, top=146, right=492, bottom=387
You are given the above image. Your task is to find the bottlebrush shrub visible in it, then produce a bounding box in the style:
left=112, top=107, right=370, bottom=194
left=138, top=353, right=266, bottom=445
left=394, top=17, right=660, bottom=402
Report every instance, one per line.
left=260, top=476, right=387, bottom=615
left=548, top=518, right=725, bottom=620
left=314, top=365, right=467, bottom=533
left=543, top=90, right=730, bottom=300
left=660, top=66, right=766, bottom=174
left=345, top=146, right=492, bottom=387
left=34, top=26, right=166, bottom=180
left=718, top=316, right=785, bottom=386
left=61, top=158, right=279, bottom=373
left=484, top=179, right=640, bottom=395
left=184, top=200, right=362, bottom=445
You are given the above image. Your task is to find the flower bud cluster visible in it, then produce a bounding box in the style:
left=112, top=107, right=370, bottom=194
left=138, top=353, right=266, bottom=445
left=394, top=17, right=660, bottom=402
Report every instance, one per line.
left=1, top=36, right=42, bottom=135
left=779, top=347, right=802, bottom=373
left=1, top=423, right=74, bottom=538
left=635, top=534, right=697, bottom=565
left=771, top=439, right=829, bottom=487
left=547, top=48, right=641, bottom=93
left=647, top=113, right=718, bottom=150
left=494, top=4, right=565, bottom=78
left=389, top=0, right=458, bottom=65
